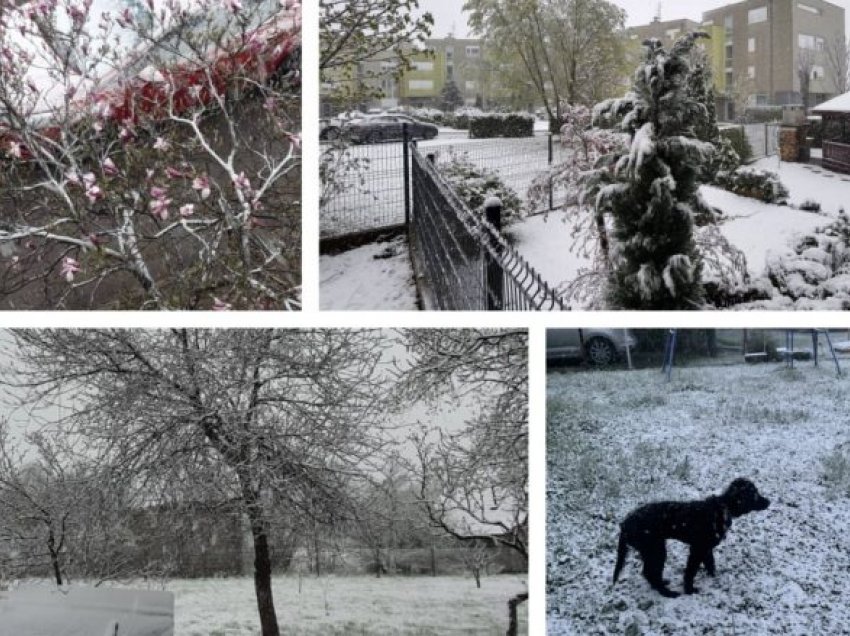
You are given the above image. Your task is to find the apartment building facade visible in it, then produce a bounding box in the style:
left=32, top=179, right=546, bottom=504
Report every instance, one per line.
left=399, top=37, right=488, bottom=109
left=632, top=0, right=845, bottom=120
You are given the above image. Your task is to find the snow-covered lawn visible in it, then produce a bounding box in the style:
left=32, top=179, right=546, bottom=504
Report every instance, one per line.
left=547, top=363, right=850, bottom=635
left=752, top=156, right=850, bottom=215
left=170, top=574, right=526, bottom=635
left=1, top=574, right=526, bottom=635
left=320, top=235, right=418, bottom=310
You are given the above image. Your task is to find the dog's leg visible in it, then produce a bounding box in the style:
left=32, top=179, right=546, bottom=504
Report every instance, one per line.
left=639, top=540, right=679, bottom=598
left=702, top=550, right=716, bottom=577
left=684, top=547, right=706, bottom=594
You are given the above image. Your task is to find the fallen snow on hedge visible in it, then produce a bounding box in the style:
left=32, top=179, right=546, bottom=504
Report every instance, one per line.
left=547, top=363, right=850, bottom=635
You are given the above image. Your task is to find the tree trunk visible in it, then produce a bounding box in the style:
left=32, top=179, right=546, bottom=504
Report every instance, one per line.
left=430, top=545, right=436, bottom=577
left=249, top=514, right=280, bottom=636
left=47, top=527, right=63, bottom=586
left=240, top=478, right=280, bottom=636
left=506, top=592, right=528, bottom=636
left=474, top=568, right=481, bottom=588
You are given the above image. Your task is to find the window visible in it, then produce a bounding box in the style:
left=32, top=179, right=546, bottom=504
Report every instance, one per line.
left=726, top=42, right=734, bottom=63
left=409, top=80, right=434, bottom=91
left=703, top=19, right=714, bottom=26
left=812, top=65, right=825, bottom=80
left=724, top=14, right=734, bottom=29
left=799, top=33, right=825, bottom=50
left=445, top=46, right=454, bottom=60
left=748, top=65, right=756, bottom=79
left=798, top=3, right=821, bottom=15
left=412, top=61, right=434, bottom=72
left=666, top=28, right=680, bottom=39
left=726, top=70, right=734, bottom=87
left=465, top=46, right=480, bottom=57
left=748, top=7, right=768, bottom=24
left=748, top=37, right=756, bottom=53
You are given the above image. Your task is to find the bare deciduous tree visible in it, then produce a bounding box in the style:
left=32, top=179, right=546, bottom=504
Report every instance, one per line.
left=4, top=329, right=390, bottom=636
left=824, top=34, right=850, bottom=96
left=396, top=329, right=528, bottom=636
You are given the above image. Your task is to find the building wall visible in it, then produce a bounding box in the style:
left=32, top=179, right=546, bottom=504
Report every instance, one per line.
left=701, top=0, right=845, bottom=111
left=629, top=18, right=702, bottom=45
left=399, top=38, right=487, bottom=108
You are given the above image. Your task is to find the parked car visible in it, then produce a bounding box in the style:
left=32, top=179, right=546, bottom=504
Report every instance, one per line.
left=1, top=0, right=300, bottom=157
left=346, top=114, right=438, bottom=144
left=546, top=329, right=637, bottom=366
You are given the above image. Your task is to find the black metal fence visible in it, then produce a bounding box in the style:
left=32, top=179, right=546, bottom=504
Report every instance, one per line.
left=320, top=130, right=565, bottom=240
left=410, top=145, right=567, bottom=311
left=320, top=141, right=408, bottom=239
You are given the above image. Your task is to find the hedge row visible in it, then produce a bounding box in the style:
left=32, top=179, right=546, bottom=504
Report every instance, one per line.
left=719, top=127, right=752, bottom=165
left=469, top=114, right=534, bottom=138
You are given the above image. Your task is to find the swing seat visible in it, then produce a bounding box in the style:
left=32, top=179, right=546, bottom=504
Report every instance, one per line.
left=776, top=347, right=813, bottom=361
left=744, top=352, right=770, bottom=364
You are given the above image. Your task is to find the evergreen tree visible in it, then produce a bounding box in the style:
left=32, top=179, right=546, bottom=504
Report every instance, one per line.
left=687, top=48, right=740, bottom=181
left=589, top=33, right=715, bottom=310
left=440, top=79, right=463, bottom=112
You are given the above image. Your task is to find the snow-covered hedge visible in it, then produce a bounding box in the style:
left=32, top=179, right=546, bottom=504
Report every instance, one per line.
left=718, top=126, right=752, bottom=164
left=469, top=113, right=534, bottom=138
left=438, top=155, right=524, bottom=226
left=764, top=211, right=850, bottom=307
left=715, top=167, right=789, bottom=204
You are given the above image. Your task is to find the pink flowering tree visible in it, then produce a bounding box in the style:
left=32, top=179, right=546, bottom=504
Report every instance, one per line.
left=0, top=0, right=301, bottom=309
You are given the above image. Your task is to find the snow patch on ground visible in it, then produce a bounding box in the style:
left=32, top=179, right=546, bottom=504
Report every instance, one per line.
left=752, top=157, right=850, bottom=216
left=547, top=363, right=850, bottom=635
left=320, top=236, right=418, bottom=310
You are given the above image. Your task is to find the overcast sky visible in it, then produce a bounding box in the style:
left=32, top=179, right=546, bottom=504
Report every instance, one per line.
left=415, top=0, right=850, bottom=38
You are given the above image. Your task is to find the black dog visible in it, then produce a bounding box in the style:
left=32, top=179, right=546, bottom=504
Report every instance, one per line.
left=612, top=478, right=770, bottom=598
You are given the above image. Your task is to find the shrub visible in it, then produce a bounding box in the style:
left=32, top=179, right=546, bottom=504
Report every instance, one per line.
left=715, top=167, right=789, bottom=203
left=719, top=126, right=752, bottom=164
left=437, top=154, right=525, bottom=226
left=469, top=113, right=534, bottom=138
left=821, top=445, right=850, bottom=499
left=743, top=105, right=783, bottom=123
left=799, top=199, right=822, bottom=212
left=765, top=210, right=850, bottom=304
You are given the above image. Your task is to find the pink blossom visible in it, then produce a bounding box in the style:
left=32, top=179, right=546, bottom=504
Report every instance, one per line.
left=212, top=297, right=232, bottom=311
left=68, top=5, right=85, bottom=27
left=83, top=172, right=97, bottom=187
left=92, top=120, right=103, bottom=133
left=7, top=141, right=23, bottom=159
left=286, top=132, right=301, bottom=149
left=116, top=6, right=134, bottom=27
left=102, top=157, right=119, bottom=176
left=225, top=0, right=243, bottom=13
left=233, top=172, right=251, bottom=193
left=179, top=203, right=195, bottom=217
left=146, top=169, right=155, bottom=180
left=85, top=184, right=103, bottom=203
left=65, top=170, right=81, bottom=185
left=165, top=166, right=187, bottom=179
left=60, top=257, right=81, bottom=282
left=153, top=137, right=170, bottom=151
left=192, top=175, right=211, bottom=200
left=150, top=186, right=168, bottom=199
left=149, top=197, right=171, bottom=220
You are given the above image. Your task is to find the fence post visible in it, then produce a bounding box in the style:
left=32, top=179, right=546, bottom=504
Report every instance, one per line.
left=484, top=197, right=504, bottom=310
left=403, top=123, right=411, bottom=227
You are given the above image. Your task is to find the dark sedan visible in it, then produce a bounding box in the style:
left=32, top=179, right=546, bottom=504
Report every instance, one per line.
left=346, top=114, right=438, bottom=144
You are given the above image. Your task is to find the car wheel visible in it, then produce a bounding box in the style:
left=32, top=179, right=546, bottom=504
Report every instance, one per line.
left=426, top=129, right=437, bottom=140
left=324, top=127, right=340, bottom=141
left=585, top=337, right=616, bottom=366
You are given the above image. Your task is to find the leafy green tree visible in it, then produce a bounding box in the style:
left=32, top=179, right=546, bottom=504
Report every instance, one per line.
left=464, top=0, right=627, bottom=124
left=320, top=0, right=433, bottom=108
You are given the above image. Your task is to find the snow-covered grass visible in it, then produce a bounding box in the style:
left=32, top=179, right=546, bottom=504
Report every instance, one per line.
left=547, top=362, right=850, bottom=635
left=751, top=156, right=850, bottom=215
left=320, top=235, right=418, bottom=310
left=2, top=574, right=526, bottom=635
left=170, top=574, right=527, bottom=635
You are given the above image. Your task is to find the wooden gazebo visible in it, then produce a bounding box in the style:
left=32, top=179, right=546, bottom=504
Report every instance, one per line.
left=812, top=92, right=850, bottom=174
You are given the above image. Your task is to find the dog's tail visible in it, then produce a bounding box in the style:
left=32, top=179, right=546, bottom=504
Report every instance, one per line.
left=612, top=530, right=628, bottom=585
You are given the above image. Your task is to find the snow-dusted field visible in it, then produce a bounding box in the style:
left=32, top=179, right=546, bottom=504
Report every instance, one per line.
left=320, top=235, right=418, bottom=310
left=547, top=362, right=850, bottom=635
left=170, top=574, right=527, bottom=635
